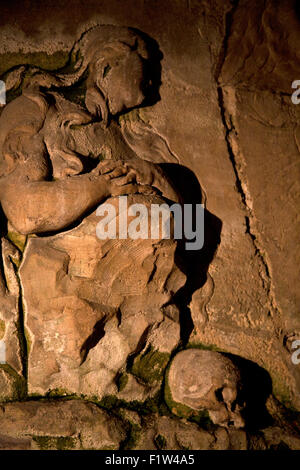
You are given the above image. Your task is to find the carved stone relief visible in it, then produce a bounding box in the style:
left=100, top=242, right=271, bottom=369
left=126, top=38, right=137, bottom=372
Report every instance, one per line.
left=0, top=1, right=299, bottom=449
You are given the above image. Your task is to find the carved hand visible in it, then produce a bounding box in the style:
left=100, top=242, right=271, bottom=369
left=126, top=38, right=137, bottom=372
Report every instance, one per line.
left=92, top=159, right=158, bottom=197
left=98, top=159, right=180, bottom=202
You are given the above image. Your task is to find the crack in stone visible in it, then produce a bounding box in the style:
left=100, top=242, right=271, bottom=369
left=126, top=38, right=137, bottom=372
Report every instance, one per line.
left=10, top=255, right=28, bottom=389
left=216, top=85, right=281, bottom=329
left=214, top=0, right=240, bottom=83
left=213, top=0, right=282, bottom=327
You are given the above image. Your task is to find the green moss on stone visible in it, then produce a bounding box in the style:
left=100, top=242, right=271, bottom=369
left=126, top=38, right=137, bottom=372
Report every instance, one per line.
left=189, top=409, right=215, bottom=430
left=0, top=364, right=27, bottom=400
left=98, top=391, right=161, bottom=417
left=98, top=394, right=120, bottom=410
left=131, top=345, right=170, bottom=386
left=271, top=375, right=294, bottom=410
left=123, top=423, right=142, bottom=450
left=130, top=394, right=160, bottom=416
left=32, top=435, right=76, bottom=450
left=24, top=328, right=32, bottom=355
left=164, top=375, right=193, bottom=419
left=154, top=434, right=167, bottom=450
left=7, top=231, right=27, bottom=253
left=117, top=372, right=129, bottom=392
left=0, top=48, right=84, bottom=107
left=0, top=51, right=69, bottom=77
left=0, top=320, right=5, bottom=340
left=187, top=341, right=223, bottom=353
left=118, top=108, right=141, bottom=125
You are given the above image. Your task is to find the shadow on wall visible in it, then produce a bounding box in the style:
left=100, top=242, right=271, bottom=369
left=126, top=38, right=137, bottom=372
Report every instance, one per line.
left=160, top=163, right=222, bottom=344
left=0, top=206, right=8, bottom=293
left=224, top=352, right=273, bottom=431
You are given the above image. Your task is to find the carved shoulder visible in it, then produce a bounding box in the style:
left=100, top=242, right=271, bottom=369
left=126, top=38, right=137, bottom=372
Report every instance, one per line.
left=0, top=91, right=50, bottom=185
left=0, top=90, right=49, bottom=139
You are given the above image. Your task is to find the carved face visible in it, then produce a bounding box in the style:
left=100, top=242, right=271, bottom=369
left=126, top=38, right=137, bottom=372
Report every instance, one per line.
left=95, top=51, right=148, bottom=115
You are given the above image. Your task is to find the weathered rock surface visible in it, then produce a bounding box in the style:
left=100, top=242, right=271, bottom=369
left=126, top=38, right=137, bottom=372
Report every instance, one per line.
left=132, top=413, right=300, bottom=450
left=0, top=400, right=126, bottom=450
left=134, top=415, right=219, bottom=450
left=0, top=236, right=25, bottom=400
left=19, top=196, right=184, bottom=399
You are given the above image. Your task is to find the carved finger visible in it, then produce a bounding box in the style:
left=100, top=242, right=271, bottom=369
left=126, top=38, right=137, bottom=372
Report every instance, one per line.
left=113, top=170, right=136, bottom=186
left=109, top=167, right=128, bottom=179
left=98, top=160, right=119, bottom=174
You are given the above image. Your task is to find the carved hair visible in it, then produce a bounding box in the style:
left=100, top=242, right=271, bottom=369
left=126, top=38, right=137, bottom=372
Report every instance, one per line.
left=1, top=25, right=177, bottom=180
left=4, top=25, right=149, bottom=97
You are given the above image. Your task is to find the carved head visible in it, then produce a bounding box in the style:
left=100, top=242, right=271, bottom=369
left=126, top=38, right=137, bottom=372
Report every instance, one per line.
left=79, top=26, right=162, bottom=119
left=4, top=25, right=162, bottom=124
left=167, top=349, right=247, bottom=428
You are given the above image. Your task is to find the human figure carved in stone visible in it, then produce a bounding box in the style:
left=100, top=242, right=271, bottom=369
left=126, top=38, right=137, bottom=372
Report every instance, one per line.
left=0, top=26, right=187, bottom=398
left=0, top=26, right=180, bottom=235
